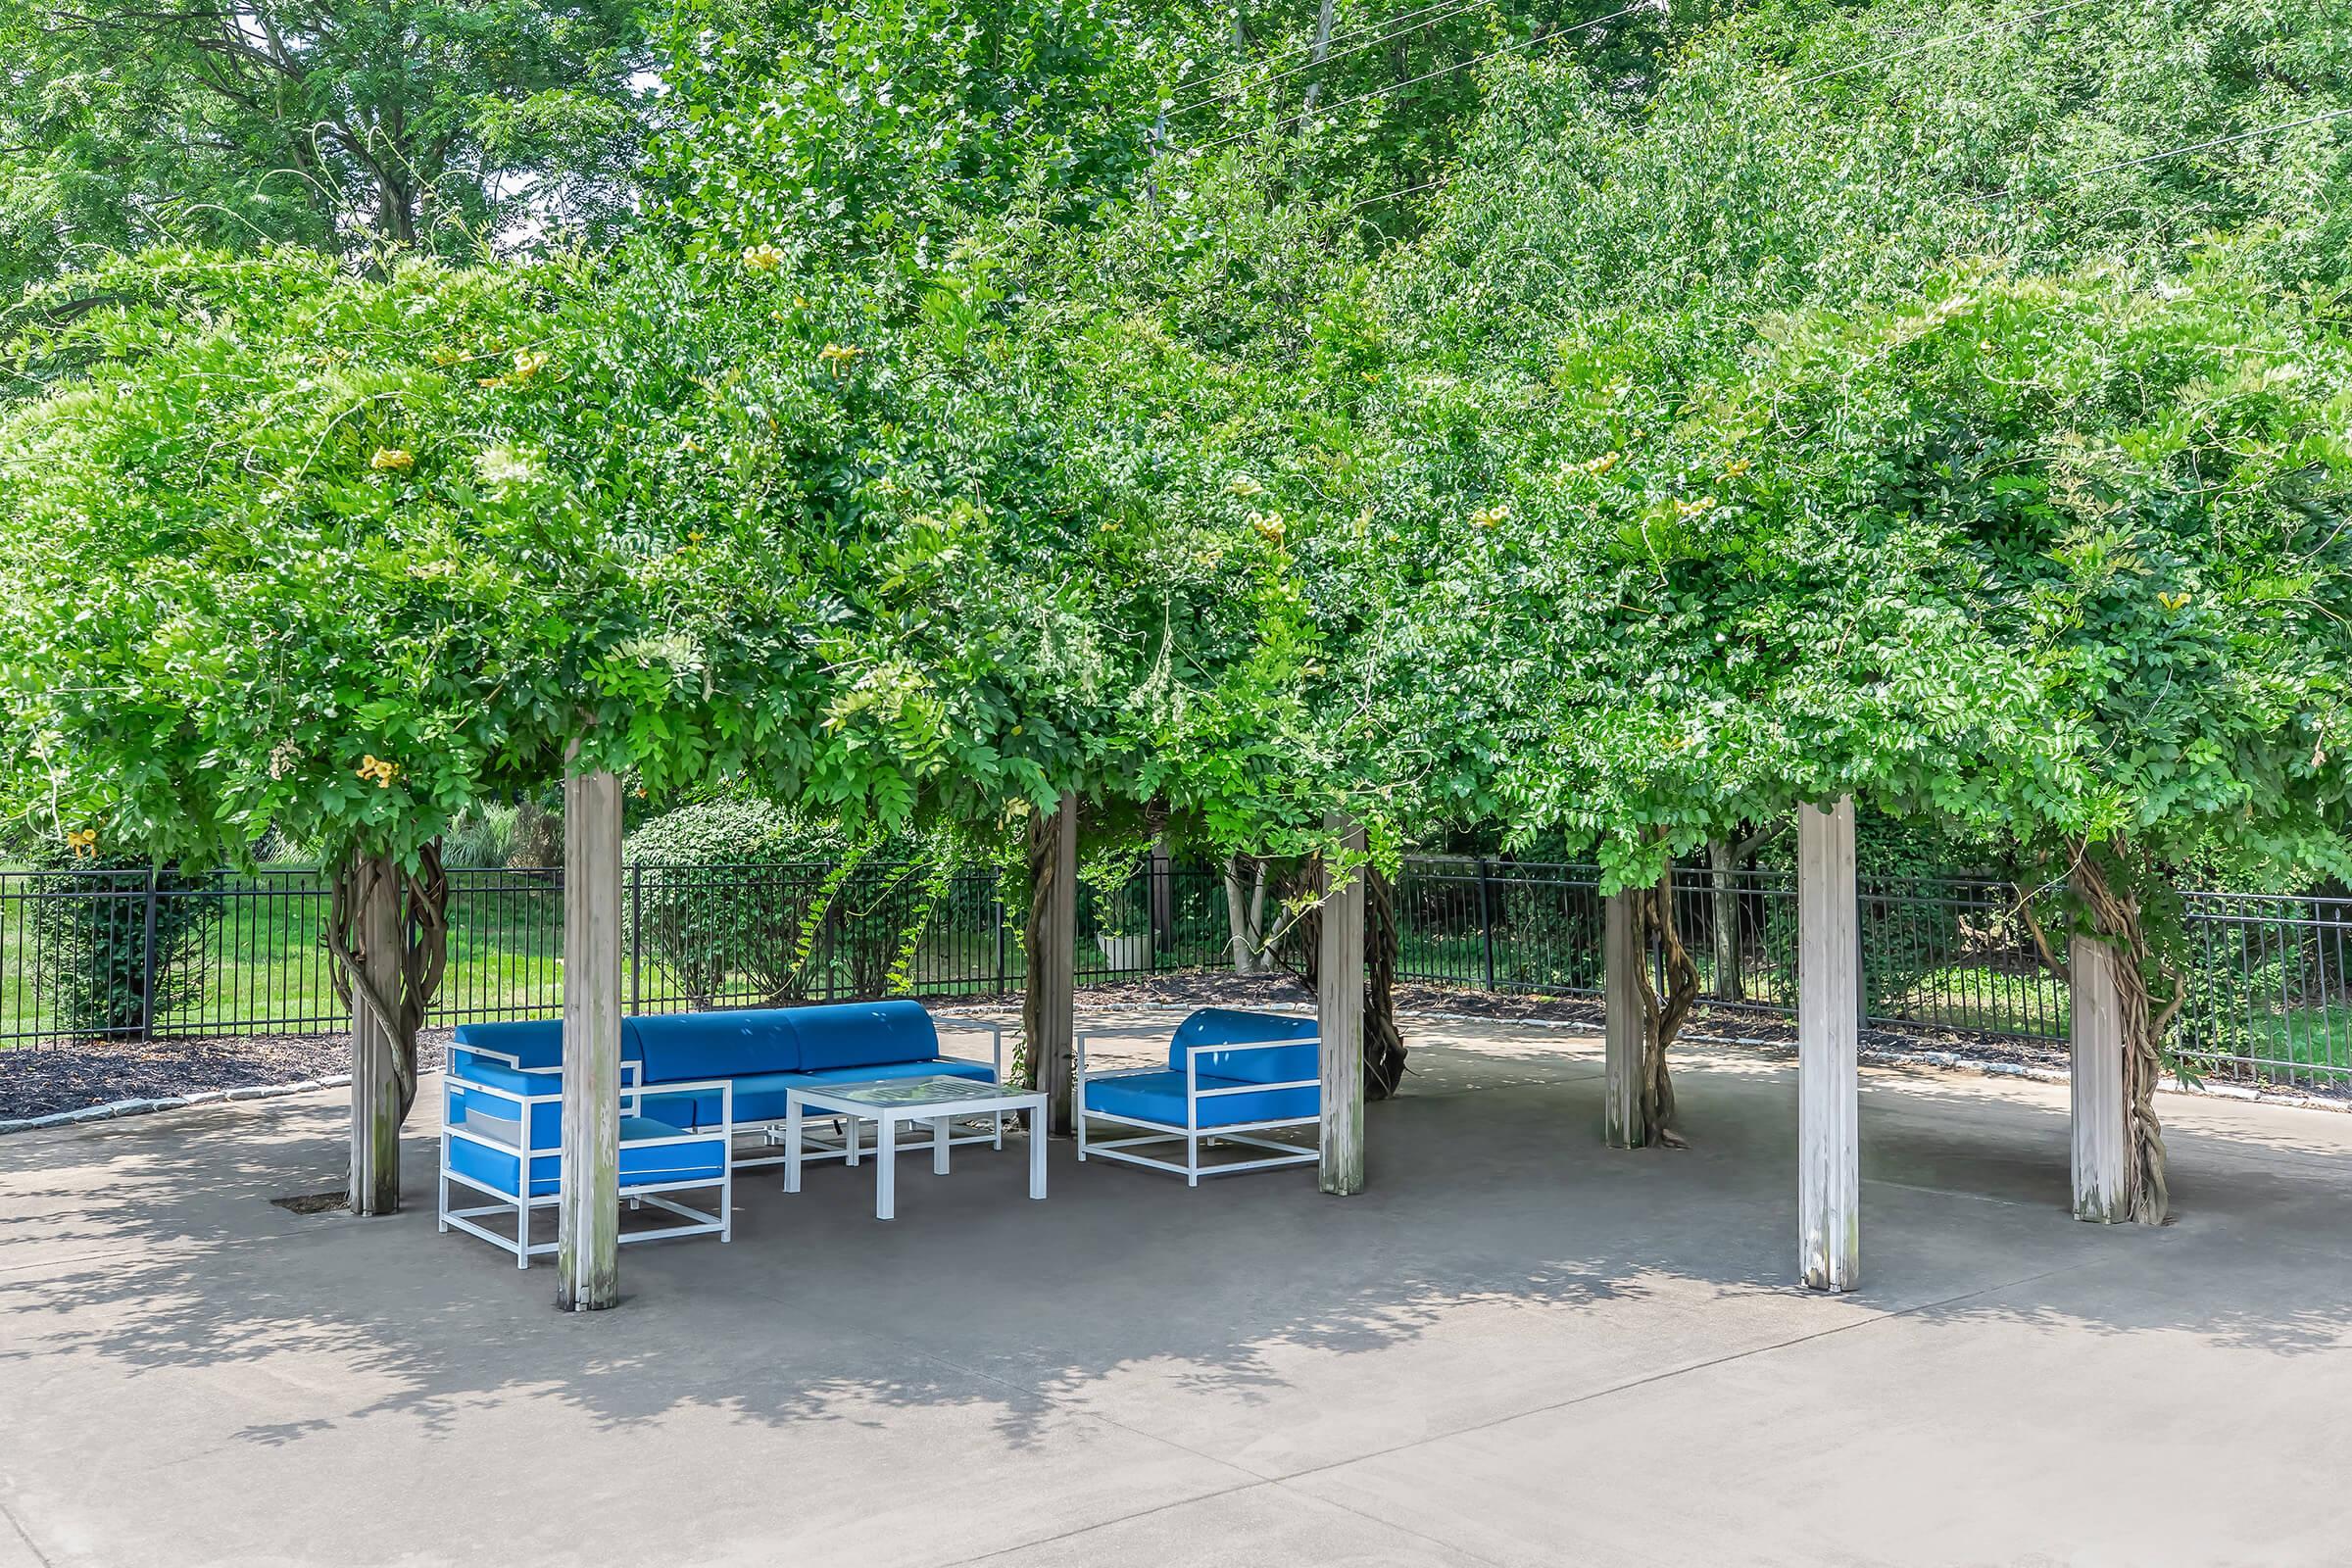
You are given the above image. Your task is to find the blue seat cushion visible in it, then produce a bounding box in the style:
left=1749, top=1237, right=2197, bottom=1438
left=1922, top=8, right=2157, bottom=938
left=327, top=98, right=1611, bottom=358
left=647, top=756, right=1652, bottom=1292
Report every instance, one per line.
left=446, top=1115, right=725, bottom=1199
left=655, top=1057, right=996, bottom=1129
left=633, top=1009, right=804, bottom=1082
left=1084, top=1070, right=1318, bottom=1130
left=1167, top=1008, right=1319, bottom=1084
left=786, top=1001, right=942, bottom=1071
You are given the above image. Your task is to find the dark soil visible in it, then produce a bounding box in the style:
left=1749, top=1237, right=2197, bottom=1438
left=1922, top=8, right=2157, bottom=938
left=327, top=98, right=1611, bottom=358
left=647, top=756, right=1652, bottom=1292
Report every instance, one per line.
left=1, top=1028, right=450, bottom=1123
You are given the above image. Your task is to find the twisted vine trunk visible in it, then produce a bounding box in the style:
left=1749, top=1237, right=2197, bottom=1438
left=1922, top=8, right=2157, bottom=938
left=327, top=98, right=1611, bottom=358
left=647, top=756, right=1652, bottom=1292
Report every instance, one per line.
left=1631, top=862, right=1700, bottom=1147
left=1363, top=867, right=1406, bottom=1100
left=2070, top=850, right=2177, bottom=1225
left=1291, top=861, right=1407, bottom=1099
left=1708, top=838, right=1743, bottom=1003
left=1019, top=795, right=1076, bottom=1135
left=327, top=843, right=450, bottom=1216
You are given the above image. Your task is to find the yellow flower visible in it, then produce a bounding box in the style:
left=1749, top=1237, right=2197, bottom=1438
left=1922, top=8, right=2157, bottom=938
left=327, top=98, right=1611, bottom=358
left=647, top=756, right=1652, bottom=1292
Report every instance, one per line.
left=356, top=755, right=400, bottom=789
left=1226, top=474, right=1265, bottom=497
left=510, top=350, right=549, bottom=382
left=742, top=244, right=786, bottom=270
left=1470, top=504, right=1511, bottom=529
left=2159, top=591, right=2192, bottom=612
left=818, top=343, right=862, bottom=376
left=1721, top=457, right=1752, bottom=478
left=1673, top=495, right=1717, bottom=518
left=1582, top=451, right=1621, bottom=477
left=369, top=447, right=415, bottom=473
left=65, top=828, right=97, bottom=858
left=1250, top=511, right=1286, bottom=542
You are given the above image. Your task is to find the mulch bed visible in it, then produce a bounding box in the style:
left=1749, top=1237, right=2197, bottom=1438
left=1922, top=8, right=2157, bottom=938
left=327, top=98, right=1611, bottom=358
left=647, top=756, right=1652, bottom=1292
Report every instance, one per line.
left=0, top=1029, right=449, bottom=1123
left=7, top=979, right=2341, bottom=1123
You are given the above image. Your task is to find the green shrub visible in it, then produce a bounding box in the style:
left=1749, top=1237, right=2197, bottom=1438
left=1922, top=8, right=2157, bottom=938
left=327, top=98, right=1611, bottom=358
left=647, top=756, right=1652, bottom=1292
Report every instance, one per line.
left=27, top=851, right=221, bottom=1038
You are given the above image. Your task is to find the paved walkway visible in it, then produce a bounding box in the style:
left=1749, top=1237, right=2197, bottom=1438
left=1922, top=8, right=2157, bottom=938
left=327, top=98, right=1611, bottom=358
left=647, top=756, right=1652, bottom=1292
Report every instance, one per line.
left=3, top=1009, right=2349, bottom=1567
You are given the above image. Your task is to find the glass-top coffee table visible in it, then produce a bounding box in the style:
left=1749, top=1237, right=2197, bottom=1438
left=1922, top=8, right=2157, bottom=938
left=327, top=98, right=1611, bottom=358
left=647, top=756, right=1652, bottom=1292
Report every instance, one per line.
left=780, top=1075, right=1049, bottom=1220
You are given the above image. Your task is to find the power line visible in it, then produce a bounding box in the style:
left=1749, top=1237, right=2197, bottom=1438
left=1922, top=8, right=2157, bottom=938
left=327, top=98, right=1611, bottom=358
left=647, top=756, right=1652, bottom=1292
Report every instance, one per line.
left=1789, top=0, right=2104, bottom=87
left=1166, top=0, right=1467, bottom=101
left=1166, top=0, right=1491, bottom=120
left=1188, top=0, right=1662, bottom=156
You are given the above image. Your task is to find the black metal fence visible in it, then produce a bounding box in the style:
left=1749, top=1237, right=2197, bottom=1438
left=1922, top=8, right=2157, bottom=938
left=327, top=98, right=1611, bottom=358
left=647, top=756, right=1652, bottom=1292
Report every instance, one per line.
left=0, top=859, right=1232, bottom=1046
left=4, top=858, right=2346, bottom=1091
left=1387, top=859, right=2350, bottom=1090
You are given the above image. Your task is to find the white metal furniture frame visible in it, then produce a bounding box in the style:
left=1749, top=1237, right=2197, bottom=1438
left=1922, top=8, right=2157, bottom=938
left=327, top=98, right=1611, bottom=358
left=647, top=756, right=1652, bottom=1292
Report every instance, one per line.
left=781, top=1075, right=1049, bottom=1220
left=725, top=1019, right=1008, bottom=1174
left=438, top=1047, right=735, bottom=1268
left=1074, top=1029, right=1322, bottom=1185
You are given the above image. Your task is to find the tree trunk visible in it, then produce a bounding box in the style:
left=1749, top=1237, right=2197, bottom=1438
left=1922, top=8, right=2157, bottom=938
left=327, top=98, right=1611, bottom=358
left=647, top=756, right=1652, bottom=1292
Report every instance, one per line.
left=1020, top=794, right=1077, bottom=1135
left=1362, top=866, right=1406, bottom=1099
left=1628, top=859, right=1699, bottom=1147
left=1224, top=854, right=1256, bottom=974
left=1302, top=0, right=1338, bottom=112
left=328, top=842, right=450, bottom=1216
left=1708, top=837, right=1743, bottom=1003
left=2069, top=849, right=2175, bottom=1225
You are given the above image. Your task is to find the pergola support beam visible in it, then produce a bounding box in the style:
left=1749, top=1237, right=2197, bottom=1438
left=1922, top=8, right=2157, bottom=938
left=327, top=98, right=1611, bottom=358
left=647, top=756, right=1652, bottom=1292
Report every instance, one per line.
left=2070, top=933, right=2130, bottom=1223
left=557, top=764, right=623, bottom=1312
left=1601, top=890, right=1644, bottom=1148
left=1796, top=798, right=1860, bottom=1292
left=1318, top=813, right=1367, bottom=1196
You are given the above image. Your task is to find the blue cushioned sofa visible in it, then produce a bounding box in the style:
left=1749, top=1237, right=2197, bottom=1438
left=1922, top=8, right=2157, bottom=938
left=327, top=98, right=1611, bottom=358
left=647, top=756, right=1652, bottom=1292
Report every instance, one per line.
left=1075, top=1007, right=1320, bottom=1184
left=442, top=1000, right=1003, bottom=1220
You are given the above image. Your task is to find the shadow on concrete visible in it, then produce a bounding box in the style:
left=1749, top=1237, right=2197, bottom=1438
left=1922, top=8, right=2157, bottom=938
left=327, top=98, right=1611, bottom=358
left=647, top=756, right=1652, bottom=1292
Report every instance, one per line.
left=3, top=1008, right=2350, bottom=1467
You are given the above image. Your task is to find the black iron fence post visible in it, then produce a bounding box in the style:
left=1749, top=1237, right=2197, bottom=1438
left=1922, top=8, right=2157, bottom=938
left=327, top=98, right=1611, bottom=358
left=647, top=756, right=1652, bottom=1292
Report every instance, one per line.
left=993, top=883, right=1008, bottom=996
left=628, top=862, right=643, bottom=1016
left=1476, top=858, right=1497, bottom=991
left=137, top=867, right=162, bottom=1041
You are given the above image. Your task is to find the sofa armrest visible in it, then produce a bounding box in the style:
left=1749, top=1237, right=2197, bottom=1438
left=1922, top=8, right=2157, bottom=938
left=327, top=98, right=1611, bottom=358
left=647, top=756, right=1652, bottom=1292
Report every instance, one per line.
left=935, top=1018, right=1005, bottom=1080
left=633, top=1075, right=735, bottom=1139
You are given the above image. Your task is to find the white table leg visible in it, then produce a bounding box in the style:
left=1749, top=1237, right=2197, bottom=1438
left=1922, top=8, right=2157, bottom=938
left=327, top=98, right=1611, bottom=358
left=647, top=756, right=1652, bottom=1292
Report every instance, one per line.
left=784, top=1096, right=803, bottom=1194
left=876, top=1113, right=897, bottom=1220
left=1029, top=1100, right=1048, bottom=1200
left=932, top=1116, right=951, bottom=1175
left=844, top=1115, right=859, bottom=1167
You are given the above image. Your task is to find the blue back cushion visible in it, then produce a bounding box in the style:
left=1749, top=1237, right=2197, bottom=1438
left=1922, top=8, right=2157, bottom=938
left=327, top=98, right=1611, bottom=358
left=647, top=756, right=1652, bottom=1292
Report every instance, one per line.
left=451, top=1018, right=567, bottom=1070
left=1169, top=1007, right=1319, bottom=1084
left=633, top=1010, right=804, bottom=1082
left=786, top=1001, right=940, bottom=1071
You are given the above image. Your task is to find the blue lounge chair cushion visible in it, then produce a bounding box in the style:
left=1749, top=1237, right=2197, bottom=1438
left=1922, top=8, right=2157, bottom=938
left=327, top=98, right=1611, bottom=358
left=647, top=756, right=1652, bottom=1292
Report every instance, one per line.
left=654, top=1056, right=996, bottom=1129
left=1084, top=1069, right=1318, bottom=1130
left=446, top=1116, right=725, bottom=1199
left=633, top=1009, right=804, bottom=1082
left=1167, top=1007, right=1319, bottom=1084
left=787, top=1001, right=942, bottom=1071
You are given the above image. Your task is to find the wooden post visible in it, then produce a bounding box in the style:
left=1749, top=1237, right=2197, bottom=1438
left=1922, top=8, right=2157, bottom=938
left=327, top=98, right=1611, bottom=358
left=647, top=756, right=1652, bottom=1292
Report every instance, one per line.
left=1797, top=798, right=1860, bottom=1293
left=557, top=764, right=623, bottom=1313
left=1601, top=890, right=1644, bottom=1148
left=347, top=852, right=406, bottom=1216
left=1024, top=791, right=1078, bottom=1135
left=2070, top=933, right=2130, bottom=1223
left=1317, top=813, right=1368, bottom=1196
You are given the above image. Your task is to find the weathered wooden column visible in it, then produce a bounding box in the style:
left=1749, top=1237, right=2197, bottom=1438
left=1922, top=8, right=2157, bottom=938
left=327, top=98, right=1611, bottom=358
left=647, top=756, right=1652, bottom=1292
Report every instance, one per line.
left=346, top=853, right=406, bottom=1216
left=1601, top=890, right=1644, bottom=1148
left=1023, top=791, right=1079, bottom=1135
left=2069, top=933, right=2129, bottom=1223
left=1317, top=813, right=1367, bottom=1196
left=557, top=764, right=624, bottom=1312
left=1796, top=798, right=1860, bottom=1292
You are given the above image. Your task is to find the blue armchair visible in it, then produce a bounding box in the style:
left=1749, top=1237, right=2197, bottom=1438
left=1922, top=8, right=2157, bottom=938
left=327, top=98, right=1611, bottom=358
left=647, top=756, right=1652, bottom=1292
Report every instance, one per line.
left=438, top=1039, right=734, bottom=1268
left=1075, top=1007, right=1321, bottom=1184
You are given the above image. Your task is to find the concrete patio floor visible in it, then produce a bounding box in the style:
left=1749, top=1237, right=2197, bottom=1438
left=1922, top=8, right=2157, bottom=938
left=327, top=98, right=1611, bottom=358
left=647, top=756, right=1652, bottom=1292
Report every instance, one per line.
left=4, top=1007, right=2351, bottom=1568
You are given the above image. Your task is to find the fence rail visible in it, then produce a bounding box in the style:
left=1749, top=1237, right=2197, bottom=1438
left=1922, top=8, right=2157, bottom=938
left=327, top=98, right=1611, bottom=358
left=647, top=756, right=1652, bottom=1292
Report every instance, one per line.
left=4, top=858, right=2346, bottom=1091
